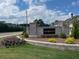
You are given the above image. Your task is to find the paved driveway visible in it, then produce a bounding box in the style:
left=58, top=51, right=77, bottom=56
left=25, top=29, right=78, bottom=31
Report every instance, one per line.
left=0, top=32, right=22, bottom=38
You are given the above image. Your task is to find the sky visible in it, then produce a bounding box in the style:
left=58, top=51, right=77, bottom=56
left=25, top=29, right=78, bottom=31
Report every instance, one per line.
left=0, top=0, right=79, bottom=24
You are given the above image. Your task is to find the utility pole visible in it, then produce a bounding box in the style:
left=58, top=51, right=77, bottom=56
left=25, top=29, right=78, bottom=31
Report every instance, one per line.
left=26, top=10, right=28, bottom=33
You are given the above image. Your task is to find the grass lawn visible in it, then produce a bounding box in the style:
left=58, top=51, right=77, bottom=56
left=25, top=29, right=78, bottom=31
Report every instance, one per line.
left=0, top=44, right=79, bottom=59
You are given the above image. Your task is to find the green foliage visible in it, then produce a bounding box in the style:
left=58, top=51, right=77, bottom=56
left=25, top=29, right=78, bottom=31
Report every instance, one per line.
left=60, top=33, right=66, bottom=38
left=34, top=19, right=49, bottom=27
left=71, top=16, right=79, bottom=39
left=22, top=30, right=29, bottom=38
left=22, top=32, right=29, bottom=38
left=48, top=38, right=57, bottom=43
left=65, top=37, right=75, bottom=44
left=0, top=21, right=23, bottom=32
left=34, top=19, right=45, bottom=26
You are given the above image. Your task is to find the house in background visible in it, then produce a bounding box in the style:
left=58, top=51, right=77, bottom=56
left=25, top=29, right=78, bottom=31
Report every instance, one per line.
left=27, top=13, right=79, bottom=37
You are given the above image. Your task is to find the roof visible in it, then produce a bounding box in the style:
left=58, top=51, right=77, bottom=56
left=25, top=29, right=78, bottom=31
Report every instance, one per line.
left=65, top=15, right=79, bottom=23
left=63, top=15, right=79, bottom=27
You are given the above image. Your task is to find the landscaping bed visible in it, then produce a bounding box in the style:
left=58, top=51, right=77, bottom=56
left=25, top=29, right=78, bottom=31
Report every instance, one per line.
left=0, top=36, right=26, bottom=48
left=0, top=36, right=78, bottom=59
left=27, top=38, right=79, bottom=44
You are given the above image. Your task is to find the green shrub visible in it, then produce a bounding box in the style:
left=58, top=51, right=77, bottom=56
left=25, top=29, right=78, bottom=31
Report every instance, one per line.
left=22, top=32, right=28, bottom=38
left=60, top=33, right=66, bottom=38
left=22, top=31, right=29, bottom=38
left=48, top=38, right=57, bottom=43
left=65, top=37, right=75, bottom=44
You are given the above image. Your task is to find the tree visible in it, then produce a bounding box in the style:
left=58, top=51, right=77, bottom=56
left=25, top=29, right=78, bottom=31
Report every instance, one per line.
left=34, top=19, right=39, bottom=24
left=71, top=16, right=79, bottom=39
left=34, top=19, right=50, bottom=27
left=34, top=19, right=45, bottom=26
left=0, top=21, right=23, bottom=32
left=38, top=19, right=45, bottom=26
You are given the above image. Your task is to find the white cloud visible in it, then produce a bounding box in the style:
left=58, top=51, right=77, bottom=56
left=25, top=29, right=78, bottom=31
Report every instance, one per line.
left=72, top=1, right=79, bottom=6
left=23, top=0, right=33, bottom=6
left=23, top=0, right=51, bottom=6
left=27, top=5, right=70, bottom=23
left=39, top=0, right=51, bottom=2
left=72, top=2, right=76, bottom=6
left=0, top=0, right=70, bottom=24
left=0, top=0, right=16, bottom=4
left=0, top=0, right=18, bottom=16
left=24, top=0, right=70, bottom=23
left=0, top=0, right=26, bottom=23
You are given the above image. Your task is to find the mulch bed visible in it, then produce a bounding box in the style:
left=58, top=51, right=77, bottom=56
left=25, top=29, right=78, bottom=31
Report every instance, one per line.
left=28, top=38, right=79, bottom=44
left=1, top=36, right=79, bottom=44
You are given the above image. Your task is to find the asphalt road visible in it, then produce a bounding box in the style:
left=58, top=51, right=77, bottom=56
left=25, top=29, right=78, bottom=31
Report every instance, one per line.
left=0, top=32, right=22, bottom=38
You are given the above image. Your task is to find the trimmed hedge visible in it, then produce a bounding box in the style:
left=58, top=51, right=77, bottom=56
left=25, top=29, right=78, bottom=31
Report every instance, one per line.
left=65, top=37, right=75, bottom=44
left=48, top=38, right=57, bottom=43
